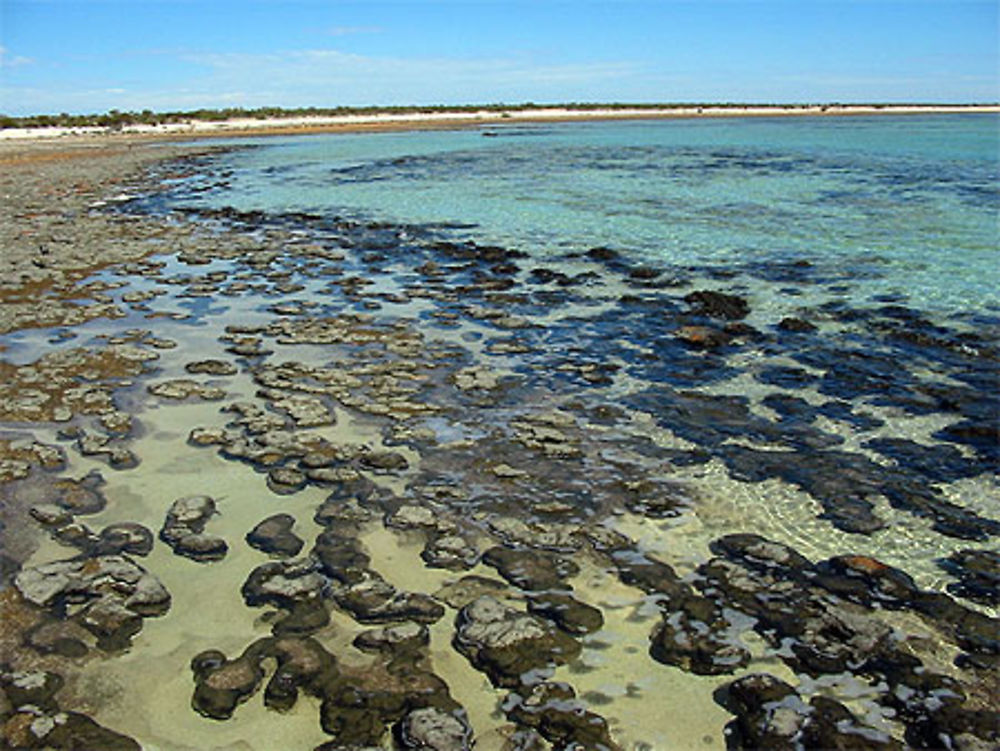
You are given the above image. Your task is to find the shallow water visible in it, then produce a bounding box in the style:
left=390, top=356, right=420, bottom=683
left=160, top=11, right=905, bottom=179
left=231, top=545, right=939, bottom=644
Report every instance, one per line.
left=4, top=115, right=999, bottom=750
left=179, top=114, right=1000, bottom=315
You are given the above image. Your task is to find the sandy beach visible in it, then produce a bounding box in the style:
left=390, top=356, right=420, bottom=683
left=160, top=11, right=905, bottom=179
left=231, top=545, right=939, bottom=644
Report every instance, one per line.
left=1, top=103, right=997, bottom=142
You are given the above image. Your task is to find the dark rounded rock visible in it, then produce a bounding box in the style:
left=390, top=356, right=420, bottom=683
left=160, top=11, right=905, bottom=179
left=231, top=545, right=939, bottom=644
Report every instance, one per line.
left=813, top=554, right=919, bottom=608
left=481, top=546, right=578, bottom=592
left=335, top=572, right=445, bottom=625
left=52, top=521, right=99, bottom=550
left=359, top=451, right=410, bottom=473
left=711, top=534, right=814, bottom=575
left=174, top=532, right=228, bottom=562
left=242, top=559, right=326, bottom=610
left=453, top=596, right=582, bottom=689
left=53, top=470, right=107, bottom=514
left=628, top=266, right=661, bottom=281
left=29, top=504, right=74, bottom=528
left=319, top=658, right=458, bottom=745
left=421, top=535, right=479, bottom=571
left=313, top=530, right=371, bottom=584
left=353, top=623, right=430, bottom=656
left=246, top=514, right=304, bottom=557
left=108, top=448, right=141, bottom=470
left=185, top=359, right=238, bottom=376
left=777, top=317, right=818, bottom=333
left=190, top=649, right=265, bottom=720
left=649, top=595, right=750, bottom=676
left=395, top=706, right=473, bottom=751
left=938, top=549, right=1000, bottom=606
left=526, top=592, right=604, bottom=636
left=97, top=523, right=154, bottom=556
left=79, top=596, right=144, bottom=651
left=25, top=618, right=91, bottom=657
left=267, top=467, right=307, bottom=495
left=675, top=325, right=731, bottom=349
left=585, top=246, right=619, bottom=262
left=720, top=673, right=902, bottom=750
left=684, top=289, right=750, bottom=320
left=507, top=682, right=616, bottom=751
left=1, top=670, right=64, bottom=710
left=160, top=495, right=227, bottom=562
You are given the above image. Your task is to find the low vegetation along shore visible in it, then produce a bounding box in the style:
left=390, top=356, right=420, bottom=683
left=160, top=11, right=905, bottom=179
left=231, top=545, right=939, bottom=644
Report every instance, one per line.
left=2, top=102, right=997, bottom=140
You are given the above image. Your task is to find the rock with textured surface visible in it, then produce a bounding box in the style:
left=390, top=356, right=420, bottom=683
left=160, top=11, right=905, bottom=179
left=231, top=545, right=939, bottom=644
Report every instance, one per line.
left=159, top=495, right=227, bottom=562
left=453, top=596, right=581, bottom=688
left=246, top=514, right=304, bottom=557
left=14, top=555, right=169, bottom=651
left=396, top=706, right=474, bottom=751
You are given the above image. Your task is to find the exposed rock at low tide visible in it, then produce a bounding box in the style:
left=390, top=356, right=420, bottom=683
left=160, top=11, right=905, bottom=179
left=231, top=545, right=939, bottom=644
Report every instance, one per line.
left=159, top=495, right=228, bottom=562
left=14, top=554, right=170, bottom=651
left=185, top=359, right=238, bottom=376
left=147, top=378, right=226, bottom=401
left=506, top=681, right=619, bottom=751
left=191, top=634, right=470, bottom=747
left=246, top=513, right=304, bottom=558
left=453, top=596, right=581, bottom=689
left=395, top=706, right=474, bottom=751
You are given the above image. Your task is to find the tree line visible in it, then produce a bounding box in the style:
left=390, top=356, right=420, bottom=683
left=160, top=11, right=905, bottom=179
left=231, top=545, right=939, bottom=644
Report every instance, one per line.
left=1, top=102, right=988, bottom=129
left=0, top=102, right=868, bottom=129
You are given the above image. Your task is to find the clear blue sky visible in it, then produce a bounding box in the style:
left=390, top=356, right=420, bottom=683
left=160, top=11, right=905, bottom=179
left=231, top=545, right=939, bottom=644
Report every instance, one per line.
left=1, top=1, right=997, bottom=116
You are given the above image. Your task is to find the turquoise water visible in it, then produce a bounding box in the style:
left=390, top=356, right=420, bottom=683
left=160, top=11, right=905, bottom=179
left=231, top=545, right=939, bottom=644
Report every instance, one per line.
left=178, top=114, right=1000, bottom=314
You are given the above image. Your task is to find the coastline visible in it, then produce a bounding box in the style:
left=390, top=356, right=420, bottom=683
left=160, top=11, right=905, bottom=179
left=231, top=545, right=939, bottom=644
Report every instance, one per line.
left=1, top=103, right=997, bottom=143
left=0, top=112, right=997, bottom=751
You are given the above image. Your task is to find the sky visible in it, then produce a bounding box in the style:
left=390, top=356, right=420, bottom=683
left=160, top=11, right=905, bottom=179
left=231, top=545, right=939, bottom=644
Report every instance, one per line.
left=0, top=1, right=997, bottom=116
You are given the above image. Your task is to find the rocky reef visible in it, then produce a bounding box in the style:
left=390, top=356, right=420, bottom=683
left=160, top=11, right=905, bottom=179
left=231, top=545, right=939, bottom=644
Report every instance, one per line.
left=0, top=138, right=996, bottom=750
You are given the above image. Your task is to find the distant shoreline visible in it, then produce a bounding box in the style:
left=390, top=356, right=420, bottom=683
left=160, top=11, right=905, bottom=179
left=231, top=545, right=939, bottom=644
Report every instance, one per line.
left=1, top=104, right=997, bottom=143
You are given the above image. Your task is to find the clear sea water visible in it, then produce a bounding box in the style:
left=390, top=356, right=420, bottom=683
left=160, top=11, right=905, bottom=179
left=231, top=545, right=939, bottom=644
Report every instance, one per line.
left=10, top=114, right=999, bottom=751
left=180, top=114, right=1000, bottom=315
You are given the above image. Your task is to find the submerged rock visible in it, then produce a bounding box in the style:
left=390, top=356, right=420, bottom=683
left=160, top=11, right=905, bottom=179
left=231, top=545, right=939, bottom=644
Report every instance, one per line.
left=938, top=549, right=1000, bottom=606
left=334, top=571, right=445, bottom=625
left=50, top=470, right=108, bottom=514
left=421, top=534, right=479, bottom=570
left=481, top=546, right=579, bottom=592
left=96, top=522, right=154, bottom=556
left=25, top=617, right=92, bottom=657
left=684, top=289, right=750, bottom=320
left=354, top=623, right=430, bottom=657
left=241, top=557, right=329, bottom=635
left=720, top=673, right=902, bottom=750
left=526, top=592, right=603, bottom=636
